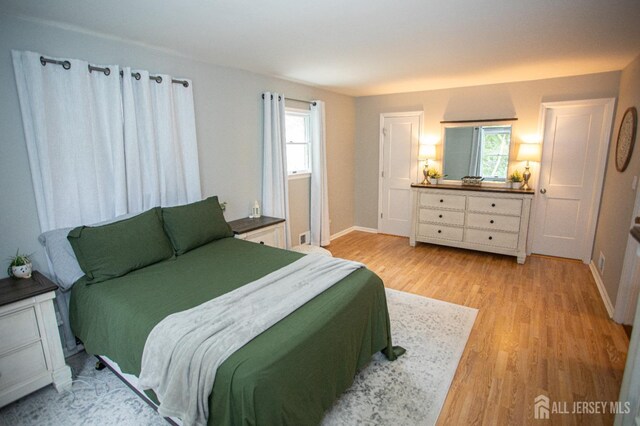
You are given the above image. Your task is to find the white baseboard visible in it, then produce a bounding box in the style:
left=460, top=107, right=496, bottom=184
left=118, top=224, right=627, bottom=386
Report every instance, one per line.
left=352, top=226, right=378, bottom=234
left=329, top=226, right=378, bottom=241
left=589, top=260, right=614, bottom=318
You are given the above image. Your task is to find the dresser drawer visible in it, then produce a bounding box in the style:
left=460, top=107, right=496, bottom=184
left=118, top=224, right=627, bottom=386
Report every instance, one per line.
left=468, top=196, right=522, bottom=216
left=467, top=213, right=521, bottom=233
left=419, top=192, right=466, bottom=210
left=419, top=209, right=465, bottom=226
left=0, top=307, right=40, bottom=355
left=465, top=229, right=519, bottom=249
left=418, top=223, right=464, bottom=242
left=0, top=342, right=48, bottom=391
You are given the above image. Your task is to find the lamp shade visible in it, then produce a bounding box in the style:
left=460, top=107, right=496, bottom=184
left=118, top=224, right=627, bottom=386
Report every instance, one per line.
left=516, top=143, right=541, bottom=162
left=418, top=144, right=437, bottom=160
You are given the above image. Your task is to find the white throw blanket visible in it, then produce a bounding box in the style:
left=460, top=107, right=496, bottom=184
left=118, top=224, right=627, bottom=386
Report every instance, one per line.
left=138, top=254, right=364, bottom=426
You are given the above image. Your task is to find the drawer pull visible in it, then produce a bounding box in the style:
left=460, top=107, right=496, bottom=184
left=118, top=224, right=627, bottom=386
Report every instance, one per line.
left=491, top=203, right=496, bottom=207
left=440, top=199, right=444, bottom=203
left=490, top=220, right=494, bottom=224
left=438, top=230, right=442, bottom=234
left=439, top=214, right=443, bottom=218
left=488, top=236, right=493, bottom=240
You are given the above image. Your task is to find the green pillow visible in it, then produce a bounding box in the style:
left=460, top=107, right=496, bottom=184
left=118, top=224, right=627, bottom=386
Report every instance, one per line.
left=162, top=196, right=234, bottom=255
left=67, top=207, right=174, bottom=284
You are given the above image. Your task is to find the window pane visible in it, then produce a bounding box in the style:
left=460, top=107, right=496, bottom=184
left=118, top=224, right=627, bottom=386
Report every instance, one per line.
left=286, top=143, right=309, bottom=173
left=481, top=155, right=508, bottom=179
left=286, top=114, right=307, bottom=143
left=480, top=126, right=510, bottom=180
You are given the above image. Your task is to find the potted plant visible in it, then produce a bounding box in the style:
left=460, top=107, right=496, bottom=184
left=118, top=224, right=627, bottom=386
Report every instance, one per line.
left=7, top=250, right=33, bottom=279
left=509, top=170, right=524, bottom=188
left=427, top=168, right=443, bottom=184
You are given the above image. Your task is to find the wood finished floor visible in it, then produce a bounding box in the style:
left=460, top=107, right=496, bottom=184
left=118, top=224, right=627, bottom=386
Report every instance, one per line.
left=327, top=231, right=629, bottom=425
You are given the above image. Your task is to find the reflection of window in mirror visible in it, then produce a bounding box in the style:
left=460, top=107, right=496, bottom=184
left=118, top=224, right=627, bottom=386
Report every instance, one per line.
left=478, top=126, right=511, bottom=181
left=443, top=125, right=512, bottom=181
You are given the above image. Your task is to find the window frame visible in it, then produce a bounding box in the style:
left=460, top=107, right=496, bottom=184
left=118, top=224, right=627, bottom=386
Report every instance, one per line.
left=285, top=107, right=312, bottom=177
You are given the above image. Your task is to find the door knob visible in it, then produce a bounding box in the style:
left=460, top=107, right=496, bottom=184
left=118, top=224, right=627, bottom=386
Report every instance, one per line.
left=540, top=188, right=547, bottom=194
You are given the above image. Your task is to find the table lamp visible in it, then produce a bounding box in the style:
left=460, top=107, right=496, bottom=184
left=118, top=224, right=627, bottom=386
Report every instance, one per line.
left=418, top=144, right=437, bottom=185
left=516, top=143, right=542, bottom=190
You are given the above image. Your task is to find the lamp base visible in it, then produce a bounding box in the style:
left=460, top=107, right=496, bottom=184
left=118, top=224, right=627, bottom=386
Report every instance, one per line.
left=422, top=166, right=431, bottom=185
left=520, top=165, right=532, bottom=190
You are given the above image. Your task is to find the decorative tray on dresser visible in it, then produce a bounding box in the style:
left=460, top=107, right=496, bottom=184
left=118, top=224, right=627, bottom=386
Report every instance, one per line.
left=410, top=184, right=534, bottom=264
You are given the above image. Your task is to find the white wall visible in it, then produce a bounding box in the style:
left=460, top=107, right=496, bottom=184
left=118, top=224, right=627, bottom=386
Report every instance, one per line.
left=0, top=15, right=355, bottom=277
left=354, top=72, right=622, bottom=228
left=592, top=53, right=640, bottom=305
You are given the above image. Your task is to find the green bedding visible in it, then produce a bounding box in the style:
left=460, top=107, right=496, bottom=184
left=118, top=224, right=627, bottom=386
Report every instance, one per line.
left=70, top=237, right=396, bottom=425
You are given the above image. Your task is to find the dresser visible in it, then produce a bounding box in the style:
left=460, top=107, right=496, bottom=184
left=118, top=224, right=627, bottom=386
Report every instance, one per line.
left=228, top=216, right=286, bottom=249
left=410, top=184, right=534, bottom=263
left=0, top=272, right=72, bottom=407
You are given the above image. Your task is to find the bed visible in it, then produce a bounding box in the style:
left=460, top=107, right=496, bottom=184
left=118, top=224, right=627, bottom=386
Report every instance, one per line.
left=60, top=198, right=398, bottom=425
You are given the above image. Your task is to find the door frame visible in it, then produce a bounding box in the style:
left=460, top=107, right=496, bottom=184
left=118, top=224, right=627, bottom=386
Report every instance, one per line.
left=377, top=111, right=423, bottom=233
left=527, top=98, right=615, bottom=263
left=614, top=181, right=640, bottom=324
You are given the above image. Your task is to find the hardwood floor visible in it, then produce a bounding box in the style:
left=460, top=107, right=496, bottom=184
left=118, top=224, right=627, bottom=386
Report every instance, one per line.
left=327, top=231, right=629, bottom=425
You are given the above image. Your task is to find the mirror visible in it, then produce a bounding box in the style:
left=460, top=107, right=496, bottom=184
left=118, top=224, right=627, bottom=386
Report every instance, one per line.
left=442, top=124, right=512, bottom=182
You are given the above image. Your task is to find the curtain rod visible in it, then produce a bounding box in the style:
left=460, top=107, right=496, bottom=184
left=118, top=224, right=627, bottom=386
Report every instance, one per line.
left=261, top=93, right=317, bottom=106
left=39, top=56, right=189, bottom=87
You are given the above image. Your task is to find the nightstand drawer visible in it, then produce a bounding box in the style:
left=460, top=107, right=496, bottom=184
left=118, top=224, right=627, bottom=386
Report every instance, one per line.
left=229, top=217, right=286, bottom=249
left=468, top=196, right=522, bottom=216
left=467, top=213, right=520, bottom=232
left=244, top=227, right=279, bottom=247
left=0, top=342, right=47, bottom=390
left=465, top=229, right=519, bottom=249
left=419, top=193, right=466, bottom=210
left=419, top=209, right=465, bottom=226
left=0, top=307, right=40, bottom=355
left=418, top=223, right=464, bottom=242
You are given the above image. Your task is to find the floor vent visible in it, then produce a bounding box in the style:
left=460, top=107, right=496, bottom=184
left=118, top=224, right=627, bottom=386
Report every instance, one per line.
left=299, top=231, right=311, bottom=245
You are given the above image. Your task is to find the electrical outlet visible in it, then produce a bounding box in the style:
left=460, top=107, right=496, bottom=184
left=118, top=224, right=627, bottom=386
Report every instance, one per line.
left=598, top=252, right=605, bottom=274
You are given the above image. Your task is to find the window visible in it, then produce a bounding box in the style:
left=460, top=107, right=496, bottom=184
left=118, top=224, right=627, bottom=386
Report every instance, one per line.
left=285, top=109, right=311, bottom=175
left=479, top=126, right=511, bottom=181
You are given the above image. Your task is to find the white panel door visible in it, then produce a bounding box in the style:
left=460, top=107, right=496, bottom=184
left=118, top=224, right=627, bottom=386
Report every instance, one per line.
left=532, top=99, right=614, bottom=262
left=379, top=113, right=421, bottom=236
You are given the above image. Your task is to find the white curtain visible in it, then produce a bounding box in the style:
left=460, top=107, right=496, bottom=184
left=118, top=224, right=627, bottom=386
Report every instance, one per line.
left=468, top=126, right=482, bottom=176
left=262, top=92, right=291, bottom=248
left=310, top=101, right=331, bottom=246
left=122, top=68, right=201, bottom=210
left=12, top=50, right=127, bottom=231
left=12, top=51, right=201, bottom=351
left=12, top=50, right=126, bottom=352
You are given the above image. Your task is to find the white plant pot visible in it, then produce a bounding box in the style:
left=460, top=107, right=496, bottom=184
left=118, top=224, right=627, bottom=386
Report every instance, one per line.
left=11, top=262, right=32, bottom=279
left=511, top=181, right=522, bottom=189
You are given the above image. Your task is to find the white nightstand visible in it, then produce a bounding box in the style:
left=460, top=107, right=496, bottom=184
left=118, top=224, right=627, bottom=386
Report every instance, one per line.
left=228, top=216, right=286, bottom=249
left=0, top=272, right=72, bottom=408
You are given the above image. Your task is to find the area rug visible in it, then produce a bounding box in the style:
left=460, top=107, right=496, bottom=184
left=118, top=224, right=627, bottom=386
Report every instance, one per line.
left=0, top=289, right=477, bottom=426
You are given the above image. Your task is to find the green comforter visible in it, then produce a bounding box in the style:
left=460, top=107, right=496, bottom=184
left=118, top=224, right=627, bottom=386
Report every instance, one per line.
left=70, top=237, right=395, bottom=425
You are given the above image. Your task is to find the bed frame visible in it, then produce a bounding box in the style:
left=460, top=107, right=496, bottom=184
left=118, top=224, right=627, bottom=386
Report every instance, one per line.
left=95, top=355, right=180, bottom=425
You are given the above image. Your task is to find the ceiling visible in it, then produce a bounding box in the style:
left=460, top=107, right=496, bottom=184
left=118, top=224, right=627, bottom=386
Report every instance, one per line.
left=3, top=0, right=640, bottom=96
